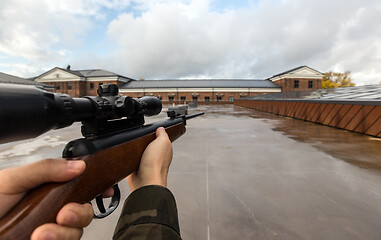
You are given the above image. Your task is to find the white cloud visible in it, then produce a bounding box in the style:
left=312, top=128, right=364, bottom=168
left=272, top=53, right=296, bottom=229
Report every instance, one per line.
left=44, top=0, right=132, bottom=18
left=0, top=0, right=92, bottom=62
left=0, top=0, right=133, bottom=63
left=106, top=0, right=256, bottom=79
left=0, top=63, right=47, bottom=78
left=1, top=0, right=381, bottom=85
left=105, top=0, right=381, bottom=85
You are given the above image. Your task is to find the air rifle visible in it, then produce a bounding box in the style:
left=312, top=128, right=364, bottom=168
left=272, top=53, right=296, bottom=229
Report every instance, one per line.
left=0, top=83, right=203, bottom=239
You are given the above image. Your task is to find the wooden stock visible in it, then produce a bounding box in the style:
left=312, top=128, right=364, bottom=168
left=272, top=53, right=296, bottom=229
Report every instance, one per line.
left=0, top=123, right=186, bottom=240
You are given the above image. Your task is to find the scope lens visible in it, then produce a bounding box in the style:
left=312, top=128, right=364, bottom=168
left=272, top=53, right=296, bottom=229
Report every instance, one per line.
left=137, top=96, right=162, bottom=116
left=0, top=84, right=97, bottom=144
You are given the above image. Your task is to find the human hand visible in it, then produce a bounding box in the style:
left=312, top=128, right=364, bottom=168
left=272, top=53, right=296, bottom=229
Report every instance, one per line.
left=126, top=127, right=173, bottom=192
left=0, top=159, right=93, bottom=240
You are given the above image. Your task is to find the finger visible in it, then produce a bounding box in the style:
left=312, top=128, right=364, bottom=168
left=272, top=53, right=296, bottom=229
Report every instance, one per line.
left=31, top=223, right=83, bottom=240
left=156, top=127, right=168, bottom=138
left=56, top=203, right=93, bottom=228
left=153, top=127, right=171, bottom=149
left=0, top=159, right=85, bottom=194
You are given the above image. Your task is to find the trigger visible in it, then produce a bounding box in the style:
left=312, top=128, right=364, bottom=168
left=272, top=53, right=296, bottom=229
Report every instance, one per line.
left=93, top=184, right=121, bottom=218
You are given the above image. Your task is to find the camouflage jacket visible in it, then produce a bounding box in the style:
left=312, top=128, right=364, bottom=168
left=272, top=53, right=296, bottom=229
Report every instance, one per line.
left=113, top=185, right=181, bottom=240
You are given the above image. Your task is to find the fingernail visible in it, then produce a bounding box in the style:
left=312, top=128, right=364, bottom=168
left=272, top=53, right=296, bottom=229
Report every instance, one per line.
left=41, top=231, right=56, bottom=240
left=67, top=160, right=85, bottom=171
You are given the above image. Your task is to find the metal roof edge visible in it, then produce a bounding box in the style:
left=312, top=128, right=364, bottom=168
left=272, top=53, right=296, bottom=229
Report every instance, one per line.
left=236, top=98, right=381, bottom=106
left=268, top=65, right=324, bottom=80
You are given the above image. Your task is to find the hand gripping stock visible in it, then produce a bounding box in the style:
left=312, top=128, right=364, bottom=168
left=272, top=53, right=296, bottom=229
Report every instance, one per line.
left=0, top=83, right=204, bottom=239
left=0, top=116, right=196, bottom=239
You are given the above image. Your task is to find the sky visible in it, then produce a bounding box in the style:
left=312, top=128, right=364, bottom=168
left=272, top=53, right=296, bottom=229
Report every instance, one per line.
left=0, top=0, right=380, bottom=85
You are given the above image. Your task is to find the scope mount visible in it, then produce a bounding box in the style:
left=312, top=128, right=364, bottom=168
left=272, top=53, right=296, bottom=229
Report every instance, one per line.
left=81, top=84, right=158, bottom=139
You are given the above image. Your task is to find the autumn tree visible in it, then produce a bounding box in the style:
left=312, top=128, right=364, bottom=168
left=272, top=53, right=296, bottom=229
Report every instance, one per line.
left=322, top=71, right=355, bottom=89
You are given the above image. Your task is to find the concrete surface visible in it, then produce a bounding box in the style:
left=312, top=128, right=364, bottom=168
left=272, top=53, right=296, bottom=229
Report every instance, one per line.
left=1, top=105, right=381, bottom=239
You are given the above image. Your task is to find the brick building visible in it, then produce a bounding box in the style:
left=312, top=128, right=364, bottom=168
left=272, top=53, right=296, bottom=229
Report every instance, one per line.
left=34, top=66, right=134, bottom=97
left=269, top=66, right=324, bottom=92
left=32, top=65, right=323, bottom=103
left=121, top=79, right=281, bottom=103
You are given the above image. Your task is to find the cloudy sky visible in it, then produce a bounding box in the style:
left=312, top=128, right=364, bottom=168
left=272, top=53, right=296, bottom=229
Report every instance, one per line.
left=0, top=0, right=380, bottom=85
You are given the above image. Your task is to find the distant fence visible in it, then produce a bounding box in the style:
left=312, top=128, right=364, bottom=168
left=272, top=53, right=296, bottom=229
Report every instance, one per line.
left=235, top=99, right=381, bottom=138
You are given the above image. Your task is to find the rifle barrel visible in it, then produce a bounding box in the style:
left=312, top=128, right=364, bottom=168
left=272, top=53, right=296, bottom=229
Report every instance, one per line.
left=185, top=112, right=205, bottom=120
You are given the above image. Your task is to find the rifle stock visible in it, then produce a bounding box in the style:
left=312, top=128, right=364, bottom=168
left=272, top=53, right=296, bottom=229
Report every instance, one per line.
left=0, top=122, right=186, bottom=240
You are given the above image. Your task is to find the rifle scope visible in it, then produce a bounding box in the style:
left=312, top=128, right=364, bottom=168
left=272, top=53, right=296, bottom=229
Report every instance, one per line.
left=0, top=83, right=162, bottom=144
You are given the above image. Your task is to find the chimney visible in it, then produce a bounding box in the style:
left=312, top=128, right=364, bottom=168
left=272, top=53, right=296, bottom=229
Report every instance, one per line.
left=67, top=65, right=71, bottom=70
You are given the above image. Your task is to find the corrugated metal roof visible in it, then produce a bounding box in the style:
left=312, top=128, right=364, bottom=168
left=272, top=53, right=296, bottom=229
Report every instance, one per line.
left=75, top=69, right=122, bottom=78
left=120, top=79, right=281, bottom=89
left=248, top=84, right=381, bottom=100
left=35, top=67, right=134, bottom=80
left=0, top=72, right=40, bottom=85
left=318, top=85, right=381, bottom=100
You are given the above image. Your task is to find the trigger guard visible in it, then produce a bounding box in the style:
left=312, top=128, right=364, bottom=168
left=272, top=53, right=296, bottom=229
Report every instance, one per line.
left=93, top=184, right=121, bottom=219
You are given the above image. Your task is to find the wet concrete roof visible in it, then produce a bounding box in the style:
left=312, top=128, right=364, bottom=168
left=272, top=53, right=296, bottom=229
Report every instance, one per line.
left=1, top=105, right=380, bottom=239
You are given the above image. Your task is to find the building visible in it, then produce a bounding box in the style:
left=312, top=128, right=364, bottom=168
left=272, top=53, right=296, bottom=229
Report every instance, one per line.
left=120, top=79, right=281, bottom=103
left=269, top=66, right=324, bottom=92
left=34, top=66, right=134, bottom=97
left=31, top=65, right=323, bottom=103
left=0, top=72, right=41, bottom=86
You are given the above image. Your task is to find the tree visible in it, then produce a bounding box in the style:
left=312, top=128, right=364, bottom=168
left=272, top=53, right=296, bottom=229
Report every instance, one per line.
left=322, top=71, right=355, bottom=89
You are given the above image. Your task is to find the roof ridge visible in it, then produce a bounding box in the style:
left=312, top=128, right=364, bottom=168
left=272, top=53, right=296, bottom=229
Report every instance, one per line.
left=77, top=69, right=104, bottom=71
left=269, top=65, right=323, bottom=79
left=121, top=78, right=281, bottom=89
left=142, top=79, right=266, bottom=81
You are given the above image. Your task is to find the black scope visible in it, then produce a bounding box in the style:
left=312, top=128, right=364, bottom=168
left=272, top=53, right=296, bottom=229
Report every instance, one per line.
left=0, top=83, right=162, bottom=144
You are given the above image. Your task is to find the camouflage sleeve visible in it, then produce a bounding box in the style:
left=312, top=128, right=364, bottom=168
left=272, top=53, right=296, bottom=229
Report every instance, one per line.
left=113, top=185, right=181, bottom=240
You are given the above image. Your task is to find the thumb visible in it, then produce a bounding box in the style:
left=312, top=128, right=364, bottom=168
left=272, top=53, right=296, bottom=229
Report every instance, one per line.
left=0, top=159, right=86, bottom=194
left=156, top=127, right=169, bottom=139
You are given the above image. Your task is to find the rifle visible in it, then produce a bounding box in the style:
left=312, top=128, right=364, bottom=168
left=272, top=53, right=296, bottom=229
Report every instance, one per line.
left=0, top=83, right=203, bottom=239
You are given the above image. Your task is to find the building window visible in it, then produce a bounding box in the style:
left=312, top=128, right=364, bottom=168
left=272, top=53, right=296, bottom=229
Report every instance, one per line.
left=228, top=97, right=234, bottom=102
left=90, top=83, right=94, bottom=90
left=169, top=96, right=174, bottom=102
left=205, top=96, right=210, bottom=102
left=56, top=84, right=60, bottom=90
left=294, top=80, right=299, bottom=88
left=192, top=96, right=198, bottom=102
left=68, top=83, right=72, bottom=90
left=308, top=80, right=313, bottom=88
left=180, top=96, right=186, bottom=102
left=217, top=96, right=222, bottom=102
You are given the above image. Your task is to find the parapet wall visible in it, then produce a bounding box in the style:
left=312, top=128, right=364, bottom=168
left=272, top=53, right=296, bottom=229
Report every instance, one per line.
left=235, top=99, right=381, bottom=138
